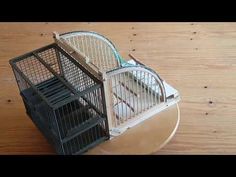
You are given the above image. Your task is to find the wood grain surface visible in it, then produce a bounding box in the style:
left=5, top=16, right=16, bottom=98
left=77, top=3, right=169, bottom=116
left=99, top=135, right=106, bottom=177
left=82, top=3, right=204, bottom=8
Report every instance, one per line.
left=0, top=22, right=236, bottom=154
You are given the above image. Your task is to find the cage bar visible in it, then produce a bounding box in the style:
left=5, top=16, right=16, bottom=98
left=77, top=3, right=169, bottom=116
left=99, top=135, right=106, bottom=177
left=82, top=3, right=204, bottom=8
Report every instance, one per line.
left=9, top=43, right=109, bottom=155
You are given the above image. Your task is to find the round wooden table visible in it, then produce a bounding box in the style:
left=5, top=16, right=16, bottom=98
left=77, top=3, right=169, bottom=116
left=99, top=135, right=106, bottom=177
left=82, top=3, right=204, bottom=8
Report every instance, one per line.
left=86, top=104, right=180, bottom=155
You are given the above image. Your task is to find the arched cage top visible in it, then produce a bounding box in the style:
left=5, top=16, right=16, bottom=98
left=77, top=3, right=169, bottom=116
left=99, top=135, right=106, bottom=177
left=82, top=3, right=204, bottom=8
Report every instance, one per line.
left=107, top=65, right=166, bottom=102
left=59, top=31, right=123, bottom=72
left=106, top=65, right=167, bottom=129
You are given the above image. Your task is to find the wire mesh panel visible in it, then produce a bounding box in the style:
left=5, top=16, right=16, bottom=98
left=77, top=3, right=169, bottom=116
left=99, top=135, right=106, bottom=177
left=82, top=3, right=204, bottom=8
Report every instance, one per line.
left=59, top=31, right=121, bottom=72
left=58, top=49, right=96, bottom=92
left=106, top=66, right=166, bottom=132
left=9, top=43, right=109, bottom=155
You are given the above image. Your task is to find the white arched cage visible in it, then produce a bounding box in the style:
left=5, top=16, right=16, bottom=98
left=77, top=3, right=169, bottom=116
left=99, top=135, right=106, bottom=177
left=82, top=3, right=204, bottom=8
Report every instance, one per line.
left=54, top=31, right=180, bottom=137
left=106, top=65, right=169, bottom=135
left=59, top=31, right=122, bottom=72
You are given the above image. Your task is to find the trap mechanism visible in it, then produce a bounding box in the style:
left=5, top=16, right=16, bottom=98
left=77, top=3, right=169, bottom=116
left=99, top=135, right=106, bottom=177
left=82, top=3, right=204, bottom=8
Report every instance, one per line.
left=9, top=31, right=180, bottom=154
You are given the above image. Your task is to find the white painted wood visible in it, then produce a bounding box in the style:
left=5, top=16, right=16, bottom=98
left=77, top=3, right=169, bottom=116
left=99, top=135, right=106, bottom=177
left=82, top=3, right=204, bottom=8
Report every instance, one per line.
left=53, top=31, right=180, bottom=139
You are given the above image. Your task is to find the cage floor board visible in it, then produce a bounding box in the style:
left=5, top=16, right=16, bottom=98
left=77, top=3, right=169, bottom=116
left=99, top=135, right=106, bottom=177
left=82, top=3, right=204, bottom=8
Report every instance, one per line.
left=1, top=23, right=236, bottom=154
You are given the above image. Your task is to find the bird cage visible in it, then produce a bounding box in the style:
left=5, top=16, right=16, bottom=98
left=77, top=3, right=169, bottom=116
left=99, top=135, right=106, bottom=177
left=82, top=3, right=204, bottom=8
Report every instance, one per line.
left=9, top=30, right=180, bottom=154
left=54, top=31, right=180, bottom=137
left=9, top=43, right=110, bottom=155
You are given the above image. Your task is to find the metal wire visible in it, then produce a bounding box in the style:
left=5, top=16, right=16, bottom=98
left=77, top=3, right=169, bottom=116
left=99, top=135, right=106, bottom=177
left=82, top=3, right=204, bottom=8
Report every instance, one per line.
left=108, top=67, right=165, bottom=128
left=60, top=31, right=121, bottom=72
left=10, top=44, right=109, bottom=154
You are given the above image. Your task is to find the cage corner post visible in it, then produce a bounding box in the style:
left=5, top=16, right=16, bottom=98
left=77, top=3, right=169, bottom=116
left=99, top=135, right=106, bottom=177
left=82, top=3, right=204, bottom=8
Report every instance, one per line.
left=102, top=72, right=114, bottom=136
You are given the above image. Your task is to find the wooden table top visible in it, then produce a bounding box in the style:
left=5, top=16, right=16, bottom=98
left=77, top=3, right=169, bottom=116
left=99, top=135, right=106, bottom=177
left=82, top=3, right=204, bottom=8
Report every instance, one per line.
left=0, top=22, right=236, bottom=154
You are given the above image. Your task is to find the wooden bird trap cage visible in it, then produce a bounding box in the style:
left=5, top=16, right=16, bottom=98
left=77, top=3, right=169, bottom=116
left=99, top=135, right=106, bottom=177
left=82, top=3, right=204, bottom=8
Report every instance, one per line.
left=9, top=31, right=180, bottom=154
